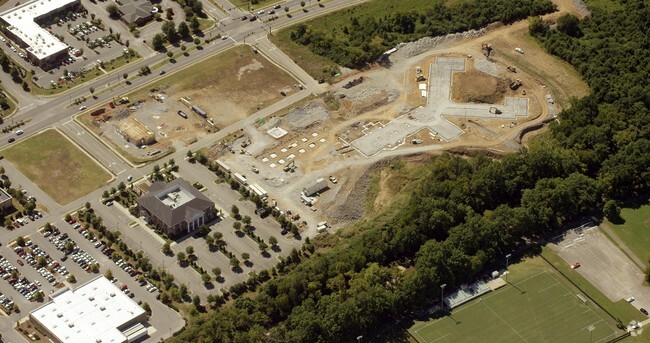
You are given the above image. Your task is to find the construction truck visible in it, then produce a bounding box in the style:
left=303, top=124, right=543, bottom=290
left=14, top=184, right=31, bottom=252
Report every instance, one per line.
left=481, top=43, right=492, bottom=57
left=489, top=107, right=502, bottom=114
left=283, top=160, right=296, bottom=172
left=507, top=66, right=517, bottom=73
left=509, top=79, right=522, bottom=90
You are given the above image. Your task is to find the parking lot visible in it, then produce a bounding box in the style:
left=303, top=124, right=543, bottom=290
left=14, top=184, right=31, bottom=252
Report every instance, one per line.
left=549, top=225, right=650, bottom=316
left=32, top=10, right=134, bottom=88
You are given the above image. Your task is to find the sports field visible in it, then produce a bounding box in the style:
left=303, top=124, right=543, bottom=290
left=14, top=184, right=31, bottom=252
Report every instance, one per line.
left=410, top=270, right=619, bottom=343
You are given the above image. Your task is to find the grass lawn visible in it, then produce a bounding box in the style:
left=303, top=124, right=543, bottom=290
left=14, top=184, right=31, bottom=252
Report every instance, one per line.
left=233, top=0, right=282, bottom=11
left=409, top=256, right=621, bottom=343
left=602, top=202, right=650, bottom=266
left=2, top=130, right=111, bottom=204
left=584, top=0, right=624, bottom=13
left=0, top=88, right=17, bottom=119
left=270, top=28, right=341, bottom=83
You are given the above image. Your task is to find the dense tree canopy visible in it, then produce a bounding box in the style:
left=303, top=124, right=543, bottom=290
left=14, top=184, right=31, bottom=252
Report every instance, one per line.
left=172, top=0, right=650, bottom=341
left=289, top=0, right=555, bottom=67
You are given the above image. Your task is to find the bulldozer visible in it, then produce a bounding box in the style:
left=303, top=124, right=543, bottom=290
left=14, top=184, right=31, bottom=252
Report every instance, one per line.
left=481, top=43, right=493, bottom=57
left=509, top=79, right=522, bottom=90
left=283, top=160, right=296, bottom=172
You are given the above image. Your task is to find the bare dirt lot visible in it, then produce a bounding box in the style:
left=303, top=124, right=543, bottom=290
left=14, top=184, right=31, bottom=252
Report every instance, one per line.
left=79, top=46, right=298, bottom=161
left=548, top=225, right=650, bottom=314
left=451, top=67, right=509, bottom=104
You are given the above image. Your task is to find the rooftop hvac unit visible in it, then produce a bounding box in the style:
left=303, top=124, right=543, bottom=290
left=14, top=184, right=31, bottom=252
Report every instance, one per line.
left=68, top=323, right=74, bottom=328
left=100, top=306, right=106, bottom=311
left=57, top=313, right=63, bottom=318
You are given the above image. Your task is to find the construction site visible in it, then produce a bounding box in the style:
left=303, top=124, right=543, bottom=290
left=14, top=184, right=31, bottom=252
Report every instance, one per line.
left=78, top=46, right=298, bottom=161
left=204, top=13, right=589, bottom=228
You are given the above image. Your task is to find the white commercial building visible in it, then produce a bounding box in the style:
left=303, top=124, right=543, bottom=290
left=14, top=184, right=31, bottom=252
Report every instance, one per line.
left=0, top=0, right=80, bottom=66
left=30, top=276, right=147, bottom=343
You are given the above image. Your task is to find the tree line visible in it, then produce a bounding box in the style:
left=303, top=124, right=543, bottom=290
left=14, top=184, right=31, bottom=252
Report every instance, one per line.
left=171, top=0, right=649, bottom=341
left=289, top=0, right=556, bottom=68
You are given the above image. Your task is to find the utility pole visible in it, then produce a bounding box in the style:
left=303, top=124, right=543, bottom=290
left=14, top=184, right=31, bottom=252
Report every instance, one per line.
left=440, top=283, right=446, bottom=309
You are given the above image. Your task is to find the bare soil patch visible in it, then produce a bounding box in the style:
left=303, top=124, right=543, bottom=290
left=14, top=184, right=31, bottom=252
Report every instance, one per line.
left=451, top=68, right=509, bottom=104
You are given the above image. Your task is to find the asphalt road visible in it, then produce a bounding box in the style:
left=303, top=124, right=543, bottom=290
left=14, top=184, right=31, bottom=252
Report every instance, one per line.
left=0, top=0, right=369, bottom=341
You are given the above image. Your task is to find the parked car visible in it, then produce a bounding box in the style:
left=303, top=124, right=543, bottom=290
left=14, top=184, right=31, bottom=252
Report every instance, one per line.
left=641, top=308, right=648, bottom=315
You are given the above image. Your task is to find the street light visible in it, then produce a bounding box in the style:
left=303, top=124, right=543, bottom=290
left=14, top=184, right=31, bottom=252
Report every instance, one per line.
left=440, top=283, right=446, bottom=309
left=505, top=253, right=512, bottom=283
left=588, top=325, right=595, bottom=343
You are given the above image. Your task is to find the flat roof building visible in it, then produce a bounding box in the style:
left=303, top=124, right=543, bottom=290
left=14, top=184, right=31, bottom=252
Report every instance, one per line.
left=29, top=276, right=147, bottom=343
left=0, top=0, right=80, bottom=67
left=137, top=178, right=217, bottom=236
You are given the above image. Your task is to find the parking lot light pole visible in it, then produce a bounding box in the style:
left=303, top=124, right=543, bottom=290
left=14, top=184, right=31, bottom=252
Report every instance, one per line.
left=440, top=283, right=446, bottom=309
left=505, top=254, right=512, bottom=283
left=588, top=325, right=595, bottom=343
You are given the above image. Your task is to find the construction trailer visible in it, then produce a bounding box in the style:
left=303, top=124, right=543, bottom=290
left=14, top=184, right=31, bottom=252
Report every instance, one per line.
left=233, top=173, right=248, bottom=186
left=249, top=183, right=268, bottom=199
left=215, top=160, right=231, bottom=174
left=303, top=178, right=328, bottom=197
left=191, top=105, right=207, bottom=118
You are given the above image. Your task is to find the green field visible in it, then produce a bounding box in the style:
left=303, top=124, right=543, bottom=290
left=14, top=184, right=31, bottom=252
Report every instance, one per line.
left=604, top=202, right=650, bottom=265
left=2, top=129, right=112, bottom=204
left=409, top=258, right=619, bottom=343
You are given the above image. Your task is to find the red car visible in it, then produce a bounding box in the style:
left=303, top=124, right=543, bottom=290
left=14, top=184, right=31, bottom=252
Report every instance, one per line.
left=16, top=259, right=24, bottom=266
left=571, top=262, right=581, bottom=269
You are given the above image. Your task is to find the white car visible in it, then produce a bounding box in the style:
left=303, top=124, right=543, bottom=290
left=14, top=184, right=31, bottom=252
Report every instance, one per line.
left=14, top=129, right=24, bottom=135
left=626, top=296, right=635, bottom=303
left=515, top=47, right=524, bottom=54
left=79, top=106, right=87, bottom=111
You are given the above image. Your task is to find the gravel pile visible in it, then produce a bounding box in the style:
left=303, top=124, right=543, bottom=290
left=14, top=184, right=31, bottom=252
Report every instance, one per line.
left=572, top=0, right=592, bottom=17
left=263, top=102, right=331, bottom=132
left=395, top=28, right=487, bottom=59
left=323, top=169, right=372, bottom=224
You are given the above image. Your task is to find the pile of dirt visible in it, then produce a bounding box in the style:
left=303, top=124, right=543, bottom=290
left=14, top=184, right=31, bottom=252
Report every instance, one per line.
left=263, top=102, right=331, bottom=132
left=395, top=28, right=487, bottom=59
left=452, top=69, right=508, bottom=104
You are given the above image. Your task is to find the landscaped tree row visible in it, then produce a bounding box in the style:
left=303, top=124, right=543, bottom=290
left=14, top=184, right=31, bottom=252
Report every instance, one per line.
left=171, top=0, right=650, bottom=341
left=289, top=0, right=556, bottom=68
